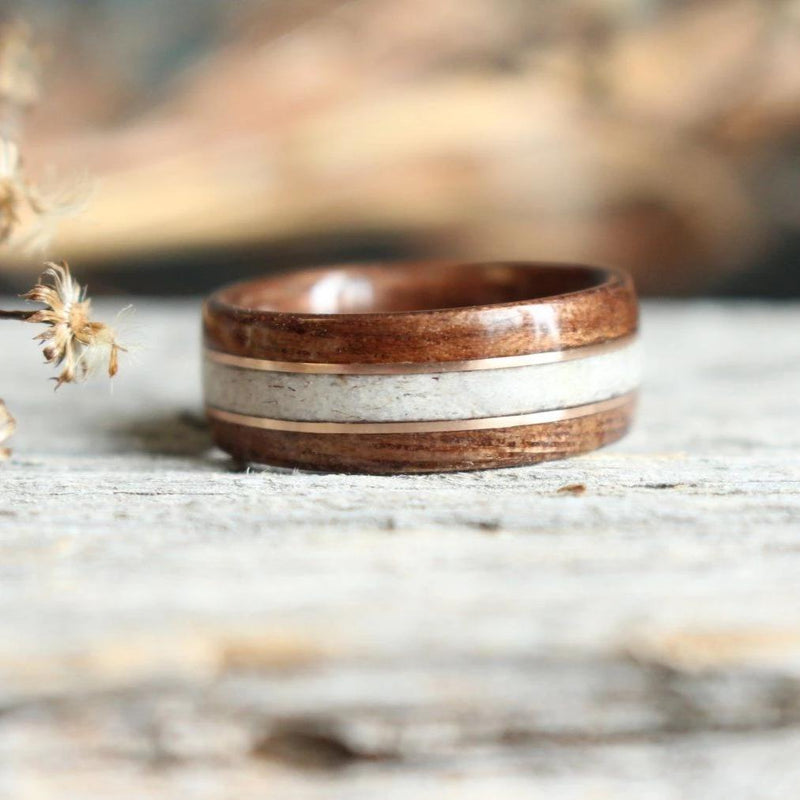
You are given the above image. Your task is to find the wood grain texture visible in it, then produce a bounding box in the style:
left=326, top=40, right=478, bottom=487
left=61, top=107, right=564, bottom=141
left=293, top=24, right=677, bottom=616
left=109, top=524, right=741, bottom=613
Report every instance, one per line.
left=208, top=394, right=635, bottom=473
left=0, top=300, right=799, bottom=797
left=203, top=262, right=639, bottom=363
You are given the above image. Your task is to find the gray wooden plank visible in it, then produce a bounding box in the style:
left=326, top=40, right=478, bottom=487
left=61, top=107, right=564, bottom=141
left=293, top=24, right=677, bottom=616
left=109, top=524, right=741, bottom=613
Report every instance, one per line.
left=0, top=300, right=798, bottom=795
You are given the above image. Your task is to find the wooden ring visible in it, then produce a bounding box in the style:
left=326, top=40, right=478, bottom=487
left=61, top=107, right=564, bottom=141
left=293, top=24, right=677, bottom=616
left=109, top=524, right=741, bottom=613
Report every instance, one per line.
left=203, top=261, right=640, bottom=473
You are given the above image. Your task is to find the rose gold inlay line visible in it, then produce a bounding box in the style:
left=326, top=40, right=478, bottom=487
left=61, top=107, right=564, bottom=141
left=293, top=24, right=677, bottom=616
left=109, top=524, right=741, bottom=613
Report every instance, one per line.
left=206, top=393, right=634, bottom=435
left=204, top=334, right=637, bottom=375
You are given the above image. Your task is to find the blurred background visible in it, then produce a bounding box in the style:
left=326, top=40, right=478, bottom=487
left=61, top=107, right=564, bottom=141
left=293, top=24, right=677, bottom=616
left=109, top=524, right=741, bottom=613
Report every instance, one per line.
left=0, top=0, right=799, bottom=296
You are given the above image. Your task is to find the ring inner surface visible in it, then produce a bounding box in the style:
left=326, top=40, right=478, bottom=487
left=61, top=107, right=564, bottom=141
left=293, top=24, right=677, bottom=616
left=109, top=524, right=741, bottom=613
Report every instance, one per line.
left=221, top=263, right=608, bottom=315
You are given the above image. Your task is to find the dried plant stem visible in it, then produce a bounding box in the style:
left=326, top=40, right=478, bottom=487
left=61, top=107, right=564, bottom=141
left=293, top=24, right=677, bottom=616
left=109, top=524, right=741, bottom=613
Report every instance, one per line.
left=0, top=308, right=33, bottom=320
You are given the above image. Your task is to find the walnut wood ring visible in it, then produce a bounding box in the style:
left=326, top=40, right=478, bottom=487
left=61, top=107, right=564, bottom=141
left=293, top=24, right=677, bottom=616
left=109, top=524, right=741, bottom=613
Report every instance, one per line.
left=203, top=261, right=640, bottom=473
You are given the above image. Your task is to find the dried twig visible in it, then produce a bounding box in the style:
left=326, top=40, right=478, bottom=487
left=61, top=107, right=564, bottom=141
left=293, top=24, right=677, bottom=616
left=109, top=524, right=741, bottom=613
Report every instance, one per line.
left=0, top=308, right=32, bottom=320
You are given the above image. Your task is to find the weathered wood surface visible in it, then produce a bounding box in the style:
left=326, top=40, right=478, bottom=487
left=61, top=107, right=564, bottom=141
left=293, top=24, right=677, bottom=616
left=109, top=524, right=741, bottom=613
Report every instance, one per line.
left=0, top=300, right=799, bottom=798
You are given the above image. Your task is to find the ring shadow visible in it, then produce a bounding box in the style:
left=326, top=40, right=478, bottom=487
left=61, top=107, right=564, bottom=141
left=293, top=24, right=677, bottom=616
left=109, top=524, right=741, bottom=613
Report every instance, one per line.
left=112, top=410, right=212, bottom=456
left=111, top=410, right=288, bottom=473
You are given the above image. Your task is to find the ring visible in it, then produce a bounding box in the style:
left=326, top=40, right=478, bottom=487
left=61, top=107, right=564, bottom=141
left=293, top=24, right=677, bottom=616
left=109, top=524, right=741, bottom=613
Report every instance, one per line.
left=203, top=261, right=640, bottom=473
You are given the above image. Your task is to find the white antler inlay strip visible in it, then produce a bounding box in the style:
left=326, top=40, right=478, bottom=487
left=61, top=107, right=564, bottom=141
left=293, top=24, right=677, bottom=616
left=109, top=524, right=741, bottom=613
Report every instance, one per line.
left=203, top=337, right=641, bottom=424
left=207, top=393, right=635, bottom=435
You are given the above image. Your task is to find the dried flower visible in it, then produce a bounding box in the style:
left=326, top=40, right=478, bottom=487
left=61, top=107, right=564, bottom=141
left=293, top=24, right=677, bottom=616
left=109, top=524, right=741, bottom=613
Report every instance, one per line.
left=0, top=138, right=23, bottom=240
left=24, top=261, right=124, bottom=388
left=0, top=20, right=40, bottom=111
left=22, top=172, right=91, bottom=254
left=0, top=23, right=83, bottom=250
left=0, top=137, right=88, bottom=251
left=0, top=398, right=15, bottom=460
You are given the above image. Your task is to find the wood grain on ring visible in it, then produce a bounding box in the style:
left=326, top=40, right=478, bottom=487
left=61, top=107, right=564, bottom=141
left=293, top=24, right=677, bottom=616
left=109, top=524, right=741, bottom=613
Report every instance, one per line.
left=208, top=395, right=637, bottom=474
left=203, top=261, right=638, bottom=364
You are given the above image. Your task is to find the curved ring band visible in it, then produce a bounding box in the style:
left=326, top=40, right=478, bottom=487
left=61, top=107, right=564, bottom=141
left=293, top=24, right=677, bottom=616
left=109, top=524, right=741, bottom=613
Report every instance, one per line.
left=203, top=261, right=640, bottom=473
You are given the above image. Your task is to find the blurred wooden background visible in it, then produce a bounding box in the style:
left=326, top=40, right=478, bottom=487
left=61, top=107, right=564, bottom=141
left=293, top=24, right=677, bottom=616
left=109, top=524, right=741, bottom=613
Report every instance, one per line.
left=1, top=0, right=800, bottom=295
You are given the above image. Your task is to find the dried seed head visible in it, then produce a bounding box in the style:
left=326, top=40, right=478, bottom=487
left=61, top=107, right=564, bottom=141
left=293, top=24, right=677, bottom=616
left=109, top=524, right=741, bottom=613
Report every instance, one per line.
left=0, top=137, right=89, bottom=251
left=0, top=138, right=24, bottom=241
left=24, top=261, right=125, bottom=388
left=0, top=398, right=15, bottom=461
left=0, top=20, right=41, bottom=111
left=0, top=26, right=86, bottom=250
left=22, top=169, right=92, bottom=253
